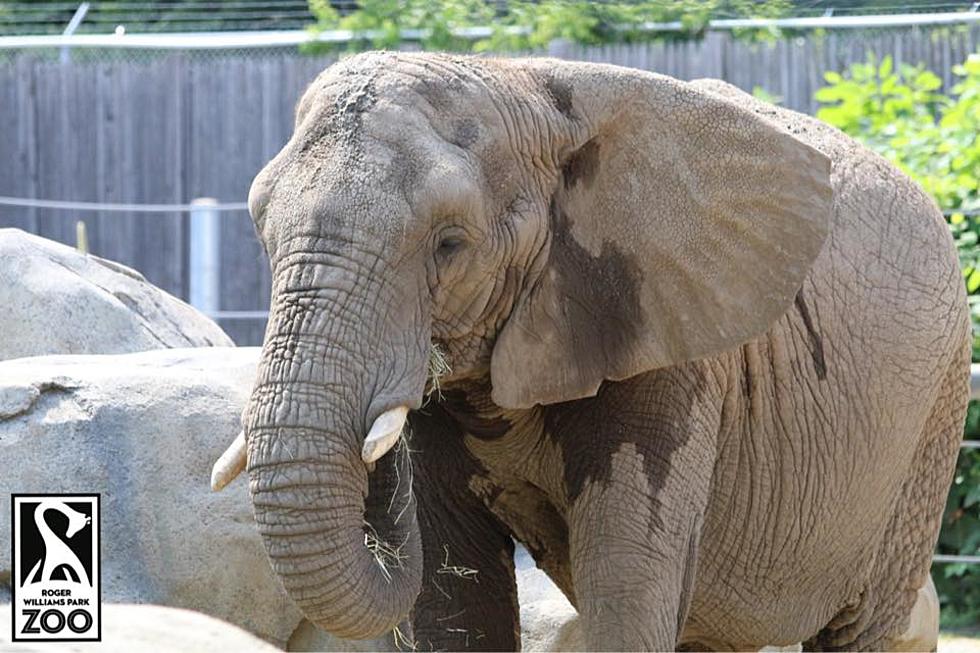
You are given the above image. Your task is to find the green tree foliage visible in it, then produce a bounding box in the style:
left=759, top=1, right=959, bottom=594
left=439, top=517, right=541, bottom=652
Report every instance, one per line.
left=304, top=0, right=794, bottom=53
left=817, top=52, right=980, bottom=626
left=307, top=0, right=494, bottom=52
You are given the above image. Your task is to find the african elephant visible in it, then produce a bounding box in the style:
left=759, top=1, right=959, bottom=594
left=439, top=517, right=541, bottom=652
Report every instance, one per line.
left=213, top=53, right=970, bottom=651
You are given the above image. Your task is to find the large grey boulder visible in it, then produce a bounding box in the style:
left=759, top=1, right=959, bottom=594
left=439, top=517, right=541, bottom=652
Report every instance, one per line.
left=0, top=229, right=232, bottom=360
left=0, top=347, right=308, bottom=648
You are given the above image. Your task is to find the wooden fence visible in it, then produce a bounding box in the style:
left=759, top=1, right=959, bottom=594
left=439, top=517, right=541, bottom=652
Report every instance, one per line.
left=1, top=22, right=978, bottom=344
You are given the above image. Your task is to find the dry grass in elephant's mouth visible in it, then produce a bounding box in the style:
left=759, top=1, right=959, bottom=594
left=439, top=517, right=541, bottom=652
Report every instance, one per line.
left=426, top=342, right=452, bottom=399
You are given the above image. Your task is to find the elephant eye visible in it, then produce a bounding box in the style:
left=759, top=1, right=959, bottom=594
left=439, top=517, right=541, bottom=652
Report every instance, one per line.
left=435, top=234, right=466, bottom=261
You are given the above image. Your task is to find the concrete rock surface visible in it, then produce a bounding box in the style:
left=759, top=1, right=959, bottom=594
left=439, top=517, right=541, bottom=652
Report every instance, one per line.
left=0, top=347, right=308, bottom=647
left=515, top=546, right=583, bottom=652
left=0, top=347, right=429, bottom=651
left=0, top=229, right=231, bottom=361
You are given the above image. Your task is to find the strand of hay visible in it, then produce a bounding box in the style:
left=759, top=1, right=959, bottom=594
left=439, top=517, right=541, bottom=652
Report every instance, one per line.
left=426, top=342, right=452, bottom=400
left=435, top=609, right=466, bottom=623
left=392, top=624, right=417, bottom=652
left=387, top=431, right=415, bottom=526
left=363, top=523, right=408, bottom=584
left=437, top=544, right=478, bottom=582
left=431, top=578, right=452, bottom=600
left=446, top=628, right=471, bottom=648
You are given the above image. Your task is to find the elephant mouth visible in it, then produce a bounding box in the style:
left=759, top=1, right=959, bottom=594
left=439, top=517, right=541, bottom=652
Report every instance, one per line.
left=211, top=405, right=411, bottom=490
left=211, top=341, right=452, bottom=491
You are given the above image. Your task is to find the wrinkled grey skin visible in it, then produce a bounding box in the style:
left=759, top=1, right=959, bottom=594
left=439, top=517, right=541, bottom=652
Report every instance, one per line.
left=242, top=52, right=970, bottom=651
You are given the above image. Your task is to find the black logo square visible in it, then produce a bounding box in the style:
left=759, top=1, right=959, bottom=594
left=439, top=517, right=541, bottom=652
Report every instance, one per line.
left=11, top=494, right=101, bottom=642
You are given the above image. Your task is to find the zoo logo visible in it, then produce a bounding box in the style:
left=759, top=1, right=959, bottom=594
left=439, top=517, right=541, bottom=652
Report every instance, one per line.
left=11, top=494, right=101, bottom=642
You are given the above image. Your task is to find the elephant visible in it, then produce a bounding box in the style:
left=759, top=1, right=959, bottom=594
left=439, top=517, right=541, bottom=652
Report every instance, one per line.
left=212, top=52, right=970, bottom=651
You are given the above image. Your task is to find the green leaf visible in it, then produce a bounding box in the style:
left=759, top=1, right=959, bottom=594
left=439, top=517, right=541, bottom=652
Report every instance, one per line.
left=914, top=70, right=943, bottom=91
left=878, top=55, right=892, bottom=78
left=967, top=268, right=980, bottom=293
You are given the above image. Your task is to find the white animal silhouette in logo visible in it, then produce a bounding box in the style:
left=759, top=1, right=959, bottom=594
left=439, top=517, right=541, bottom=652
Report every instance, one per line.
left=24, top=500, right=91, bottom=587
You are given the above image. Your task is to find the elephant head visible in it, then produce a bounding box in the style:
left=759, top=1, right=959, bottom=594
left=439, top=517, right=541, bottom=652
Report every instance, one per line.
left=213, top=52, right=832, bottom=639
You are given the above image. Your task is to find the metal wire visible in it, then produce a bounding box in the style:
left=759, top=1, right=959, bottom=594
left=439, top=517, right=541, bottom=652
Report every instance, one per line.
left=1, top=193, right=974, bottom=218
left=933, top=554, right=980, bottom=564
left=0, top=196, right=247, bottom=213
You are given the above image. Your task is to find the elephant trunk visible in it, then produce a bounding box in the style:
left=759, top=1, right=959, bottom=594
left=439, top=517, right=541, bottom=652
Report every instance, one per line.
left=244, top=271, right=424, bottom=640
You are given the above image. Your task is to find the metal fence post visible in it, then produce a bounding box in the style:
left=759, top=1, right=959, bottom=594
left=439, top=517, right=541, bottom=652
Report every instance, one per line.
left=189, top=197, right=220, bottom=316
left=59, top=2, right=90, bottom=64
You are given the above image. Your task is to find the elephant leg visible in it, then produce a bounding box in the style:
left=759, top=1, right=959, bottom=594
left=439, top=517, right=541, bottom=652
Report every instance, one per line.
left=409, top=406, right=520, bottom=652
left=804, top=357, right=964, bottom=652
left=568, top=460, right=710, bottom=651
left=553, top=370, right=721, bottom=652
left=890, top=576, right=939, bottom=653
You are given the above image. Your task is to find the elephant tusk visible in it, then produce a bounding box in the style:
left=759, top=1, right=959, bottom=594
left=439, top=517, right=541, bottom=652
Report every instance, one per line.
left=362, top=406, right=409, bottom=464
left=211, top=430, right=247, bottom=492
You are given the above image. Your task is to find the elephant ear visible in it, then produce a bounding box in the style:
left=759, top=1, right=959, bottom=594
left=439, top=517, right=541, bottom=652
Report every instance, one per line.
left=490, top=62, right=834, bottom=409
